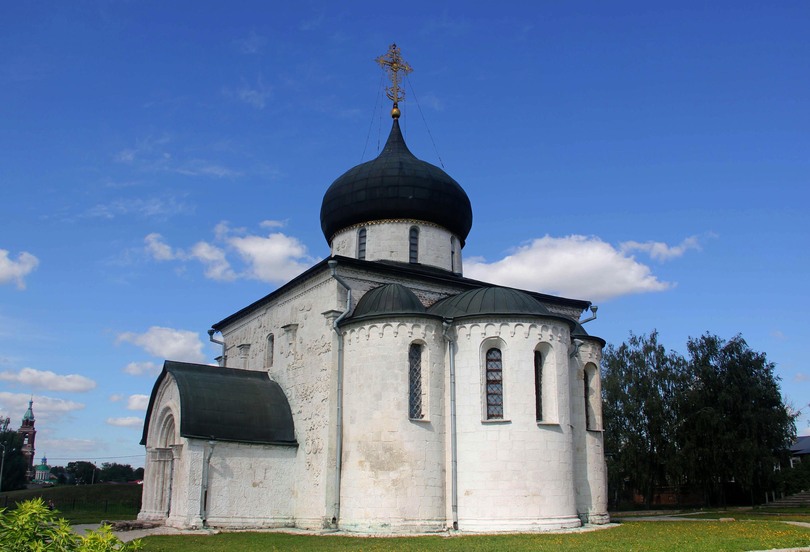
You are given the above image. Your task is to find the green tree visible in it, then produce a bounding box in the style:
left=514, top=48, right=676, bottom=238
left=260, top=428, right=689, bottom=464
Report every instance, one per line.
left=49, top=465, right=68, bottom=485
left=66, top=461, right=98, bottom=485
left=678, top=333, right=796, bottom=505
left=0, top=431, right=28, bottom=492
left=98, top=463, right=136, bottom=483
left=602, top=330, right=686, bottom=507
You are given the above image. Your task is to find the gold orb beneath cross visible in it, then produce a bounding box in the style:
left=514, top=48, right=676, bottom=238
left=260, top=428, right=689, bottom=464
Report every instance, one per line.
left=391, top=106, right=401, bottom=119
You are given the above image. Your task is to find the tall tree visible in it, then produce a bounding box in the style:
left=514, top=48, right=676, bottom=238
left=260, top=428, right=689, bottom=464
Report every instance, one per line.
left=602, top=331, right=686, bottom=507
left=678, top=333, right=796, bottom=505
left=65, top=461, right=98, bottom=485
left=0, top=431, right=28, bottom=492
left=99, top=463, right=136, bottom=483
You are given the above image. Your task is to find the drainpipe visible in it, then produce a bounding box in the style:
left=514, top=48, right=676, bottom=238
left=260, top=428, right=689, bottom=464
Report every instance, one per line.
left=327, top=259, right=352, bottom=526
left=579, top=305, right=598, bottom=325
left=442, top=319, right=459, bottom=531
left=207, top=329, right=226, bottom=367
left=200, top=439, right=216, bottom=528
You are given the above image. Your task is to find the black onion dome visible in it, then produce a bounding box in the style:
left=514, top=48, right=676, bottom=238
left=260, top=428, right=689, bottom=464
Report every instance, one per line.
left=348, top=283, right=426, bottom=322
left=320, top=120, right=473, bottom=245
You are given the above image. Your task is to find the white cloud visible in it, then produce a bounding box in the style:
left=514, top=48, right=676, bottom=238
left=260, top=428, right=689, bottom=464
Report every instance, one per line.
left=795, top=373, right=810, bottom=383
left=619, top=235, right=702, bottom=262
left=0, top=249, right=39, bottom=289
left=229, top=233, right=313, bottom=283
left=117, top=326, right=205, bottom=363
left=465, top=235, right=673, bottom=302
left=127, top=394, right=149, bottom=411
left=113, top=134, right=171, bottom=165
left=260, top=220, right=286, bottom=229
left=0, top=392, right=85, bottom=425
left=144, top=233, right=176, bottom=261
left=223, top=76, right=272, bottom=110
left=85, top=196, right=194, bottom=220
left=0, top=367, right=96, bottom=392
left=145, top=222, right=316, bottom=284
left=189, top=241, right=237, bottom=281
left=123, top=361, right=161, bottom=376
left=145, top=234, right=236, bottom=281
left=174, top=160, right=242, bottom=178
left=234, top=31, right=266, bottom=54
left=35, top=438, right=101, bottom=455
left=114, top=149, right=136, bottom=163
left=109, top=394, right=124, bottom=402
left=106, top=417, right=143, bottom=428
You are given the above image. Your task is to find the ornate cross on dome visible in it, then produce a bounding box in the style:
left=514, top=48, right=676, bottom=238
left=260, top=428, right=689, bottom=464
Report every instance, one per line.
left=375, top=43, right=413, bottom=119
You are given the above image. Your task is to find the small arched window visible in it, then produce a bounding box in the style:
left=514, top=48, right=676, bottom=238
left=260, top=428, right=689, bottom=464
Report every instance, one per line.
left=584, top=364, right=599, bottom=430
left=485, top=348, right=503, bottom=419
left=409, top=343, right=423, bottom=419
left=409, top=227, right=419, bottom=264
left=265, top=334, right=274, bottom=368
left=584, top=369, right=591, bottom=429
left=357, top=228, right=367, bottom=260
left=534, top=350, right=543, bottom=421
left=450, top=237, right=457, bottom=272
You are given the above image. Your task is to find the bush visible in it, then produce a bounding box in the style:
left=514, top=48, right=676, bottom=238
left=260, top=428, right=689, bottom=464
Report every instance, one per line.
left=779, top=460, right=810, bottom=495
left=0, top=498, right=141, bottom=551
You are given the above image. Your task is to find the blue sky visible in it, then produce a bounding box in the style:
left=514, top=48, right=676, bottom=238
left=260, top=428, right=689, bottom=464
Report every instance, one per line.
left=1, top=1, right=808, bottom=468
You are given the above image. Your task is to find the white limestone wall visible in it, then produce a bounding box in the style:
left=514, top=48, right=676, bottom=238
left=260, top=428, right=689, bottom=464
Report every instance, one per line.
left=451, top=319, right=581, bottom=531
left=339, top=318, right=447, bottom=532
left=218, top=271, right=342, bottom=529
left=571, top=343, right=609, bottom=524
left=330, top=220, right=463, bottom=274
left=204, top=441, right=297, bottom=528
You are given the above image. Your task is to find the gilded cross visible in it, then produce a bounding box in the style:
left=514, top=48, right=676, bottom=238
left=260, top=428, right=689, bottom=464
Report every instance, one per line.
left=376, top=43, right=413, bottom=116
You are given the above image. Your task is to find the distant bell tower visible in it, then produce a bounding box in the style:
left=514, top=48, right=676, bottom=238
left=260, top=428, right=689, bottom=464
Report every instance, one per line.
left=18, top=399, right=36, bottom=480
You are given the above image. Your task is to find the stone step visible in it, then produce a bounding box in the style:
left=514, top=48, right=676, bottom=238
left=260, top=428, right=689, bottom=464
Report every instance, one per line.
left=764, top=491, right=810, bottom=507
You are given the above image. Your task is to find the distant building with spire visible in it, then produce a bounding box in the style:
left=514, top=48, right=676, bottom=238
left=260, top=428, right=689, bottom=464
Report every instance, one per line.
left=18, top=399, right=37, bottom=480
left=34, top=455, right=52, bottom=483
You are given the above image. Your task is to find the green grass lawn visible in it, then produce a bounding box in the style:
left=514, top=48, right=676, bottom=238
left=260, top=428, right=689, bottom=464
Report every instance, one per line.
left=140, top=521, right=810, bottom=552
left=679, top=511, right=810, bottom=523
left=0, top=483, right=142, bottom=523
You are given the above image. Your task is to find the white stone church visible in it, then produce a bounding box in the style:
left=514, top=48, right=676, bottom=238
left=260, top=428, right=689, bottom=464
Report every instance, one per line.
left=139, top=47, right=609, bottom=533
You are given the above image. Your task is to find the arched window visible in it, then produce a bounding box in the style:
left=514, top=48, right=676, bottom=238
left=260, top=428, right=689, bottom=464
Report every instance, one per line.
left=450, top=237, right=457, bottom=272
left=584, top=364, right=599, bottom=430
left=357, top=228, right=367, bottom=260
left=409, top=343, right=423, bottom=419
left=409, top=227, right=419, bottom=264
left=485, top=348, right=503, bottom=419
left=265, top=334, right=274, bottom=368
left=584, top=368, right=592, bottom=429
left=534, top=350, right=543, bottom=421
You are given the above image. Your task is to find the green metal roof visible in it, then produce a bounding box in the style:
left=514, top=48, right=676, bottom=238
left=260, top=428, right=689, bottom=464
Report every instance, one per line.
left=347, top=282, right=426, bottom=322
left=428, top=286, right=571, bottom=325
left=140, top=361, right=297, bottom=447
left=571, top=321, right=607, bottom=347
left=22, top=399, right=34, bottom=422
